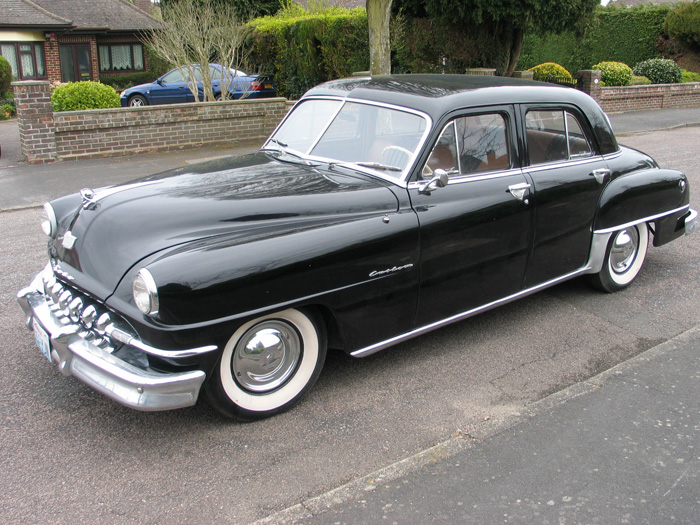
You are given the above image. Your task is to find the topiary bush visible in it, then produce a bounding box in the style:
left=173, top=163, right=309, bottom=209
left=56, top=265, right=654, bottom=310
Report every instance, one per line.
left=630, top=75, right=651, bottom=85
left=0, top=55, right=13, bottom=97
left=592, top=61, right=633, bottom=86
left=527, top=62, right=572, bottom=81
left=51, top=81, right=121, bottom=111
left=632, top=58, right=682, bottom=84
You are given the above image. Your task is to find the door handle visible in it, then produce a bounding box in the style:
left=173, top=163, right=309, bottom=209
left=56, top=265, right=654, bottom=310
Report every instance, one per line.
left=508, top=182, right=531, bottom=203
left=590, top=168, right=610, bottom=184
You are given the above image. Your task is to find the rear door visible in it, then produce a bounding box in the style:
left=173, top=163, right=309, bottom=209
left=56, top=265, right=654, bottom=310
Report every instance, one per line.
left=519, top=105, right=610, bottom=287
left=409, top=106, right=533, bottom=325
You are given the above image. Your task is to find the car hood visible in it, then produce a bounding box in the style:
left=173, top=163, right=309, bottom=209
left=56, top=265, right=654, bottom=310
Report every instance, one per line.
left=49, top=153, right=400, bottom=299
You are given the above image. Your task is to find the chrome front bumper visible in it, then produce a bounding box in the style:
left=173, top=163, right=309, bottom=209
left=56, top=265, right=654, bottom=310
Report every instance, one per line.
left=685, top=208, right=698, bottom=235
left=17, top=266, right=212, bottom=411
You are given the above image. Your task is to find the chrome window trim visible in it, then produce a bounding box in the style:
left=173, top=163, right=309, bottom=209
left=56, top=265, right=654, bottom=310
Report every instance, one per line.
left=602, top=149, right=623, bottom=161
left=594, top=205, right=690, bottom=235
left=407, top=167, right=524, bottom=188
left=524, top=155, right=604, bottom=174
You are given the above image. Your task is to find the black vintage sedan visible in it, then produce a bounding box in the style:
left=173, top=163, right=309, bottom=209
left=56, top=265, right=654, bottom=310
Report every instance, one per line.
left=18, top=75, right=697, bottom=419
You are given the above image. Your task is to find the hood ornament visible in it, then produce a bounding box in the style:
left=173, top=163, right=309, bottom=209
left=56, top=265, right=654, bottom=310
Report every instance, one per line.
left=80, top=188, right=97, bottom=210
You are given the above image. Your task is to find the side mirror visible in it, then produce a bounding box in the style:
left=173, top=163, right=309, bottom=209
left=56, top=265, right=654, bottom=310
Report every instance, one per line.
left=419, top=169, right=449, bottom=195
left=156, top=78, right=163, bottom=85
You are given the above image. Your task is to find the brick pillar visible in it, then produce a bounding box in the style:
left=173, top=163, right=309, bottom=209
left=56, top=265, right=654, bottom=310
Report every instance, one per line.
left=577, top=69, right=602, bottom=101
left=43, top=38, right=61, bottom=83
left=12, top=81, right=58, bottom=164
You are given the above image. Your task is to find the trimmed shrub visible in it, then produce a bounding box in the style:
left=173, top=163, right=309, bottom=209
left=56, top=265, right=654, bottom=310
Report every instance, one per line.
left=51, top=81, right=121, bottom=111
left=630, top=75, right=651, bottom=85
left=528, top=62, right=572, bottom=81
left=0, top=55, right=13, bottom=97
left=681, top=70, right=700, bottom=83
left=633, top=58, right=682, bottom=84
left=592, top=61, right=633, bottom=86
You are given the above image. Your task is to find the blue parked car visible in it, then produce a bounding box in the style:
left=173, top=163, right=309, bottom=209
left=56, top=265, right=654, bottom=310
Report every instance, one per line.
left=120, top=64, right=276, bottom=107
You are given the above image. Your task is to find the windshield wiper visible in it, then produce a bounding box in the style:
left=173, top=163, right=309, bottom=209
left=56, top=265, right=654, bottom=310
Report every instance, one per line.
left=355, top=161, right=402, bottom=172
left=262, top=140, right=320, bottom=167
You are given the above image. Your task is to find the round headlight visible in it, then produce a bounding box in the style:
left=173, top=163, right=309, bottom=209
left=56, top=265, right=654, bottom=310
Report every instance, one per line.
left=133, top=269, right=159, bottom=316
left=41, top=203, right=58, bottom=238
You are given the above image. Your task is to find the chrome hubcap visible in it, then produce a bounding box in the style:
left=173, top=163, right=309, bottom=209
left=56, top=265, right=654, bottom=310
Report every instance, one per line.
left=610, top=227, right=639, bottom=274
left=232, top=321, right=301, bottom=393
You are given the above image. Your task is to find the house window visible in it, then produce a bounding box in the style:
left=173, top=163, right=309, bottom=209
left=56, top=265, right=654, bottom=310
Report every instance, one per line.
left=0, top=42, right=47, bottom=80
left=59, top=44, right=92, bottom=82
left=98, top=44, right=144, bottom=72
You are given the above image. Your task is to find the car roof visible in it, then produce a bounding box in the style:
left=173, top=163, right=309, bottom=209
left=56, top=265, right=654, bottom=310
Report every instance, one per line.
left=305, top=75, right=618, bottom=154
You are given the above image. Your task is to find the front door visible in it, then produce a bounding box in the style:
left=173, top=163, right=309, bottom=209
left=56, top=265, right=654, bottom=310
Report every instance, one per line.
left=59, top=44, right=91, bottom=82
left=409, top=108, right=533, bottom=326
left=519, top=106, right=610, bottom=287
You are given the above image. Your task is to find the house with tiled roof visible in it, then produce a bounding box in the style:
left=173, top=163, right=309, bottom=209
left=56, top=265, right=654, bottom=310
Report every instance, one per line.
left=0, top=0, right=160, bottom=83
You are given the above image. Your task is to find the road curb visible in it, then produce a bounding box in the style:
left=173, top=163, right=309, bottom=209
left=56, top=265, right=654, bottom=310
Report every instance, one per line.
left=253, top=323, right=700, bottom=524
left=616, top=121, right=700, bottom=136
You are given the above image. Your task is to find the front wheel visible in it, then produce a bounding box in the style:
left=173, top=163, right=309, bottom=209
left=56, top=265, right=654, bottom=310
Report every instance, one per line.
left=128, top=94, right=148, bottom=107
left=589, top=223, right=649, bottom=293
left=205, top=308, right=326, bottom=420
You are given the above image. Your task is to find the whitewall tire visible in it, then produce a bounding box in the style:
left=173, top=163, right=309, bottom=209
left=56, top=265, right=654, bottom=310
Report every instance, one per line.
left=206, top=308, right=326, bottom=419
left=589, top=223, right=649, bottom=293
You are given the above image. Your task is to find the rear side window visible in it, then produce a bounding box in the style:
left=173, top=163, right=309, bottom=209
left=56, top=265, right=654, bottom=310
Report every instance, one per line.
left=423, top=113, right=510, bottom=178
left=525, top=110, right=592, bottom=165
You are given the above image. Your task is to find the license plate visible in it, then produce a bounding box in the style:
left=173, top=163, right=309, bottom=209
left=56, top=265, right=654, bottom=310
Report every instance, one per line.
left=33, top=318, right=51, bottom=362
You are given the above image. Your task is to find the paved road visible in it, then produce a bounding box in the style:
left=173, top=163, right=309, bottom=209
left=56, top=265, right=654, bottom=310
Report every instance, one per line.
left=0, top=127, right=698, bottom=523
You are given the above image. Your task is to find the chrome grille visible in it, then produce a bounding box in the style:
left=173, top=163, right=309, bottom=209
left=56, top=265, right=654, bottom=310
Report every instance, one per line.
left=40, top=272, right=122, bottom=353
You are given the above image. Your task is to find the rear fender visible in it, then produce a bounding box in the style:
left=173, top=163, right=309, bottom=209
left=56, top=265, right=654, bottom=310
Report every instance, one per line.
left=594, top=168, right=690, bottom=244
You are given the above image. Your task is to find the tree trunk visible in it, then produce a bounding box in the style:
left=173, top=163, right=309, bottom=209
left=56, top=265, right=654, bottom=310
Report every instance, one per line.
left=504, top=27, right=524, bottom=77
left=367, top=0, right=392, bottom=75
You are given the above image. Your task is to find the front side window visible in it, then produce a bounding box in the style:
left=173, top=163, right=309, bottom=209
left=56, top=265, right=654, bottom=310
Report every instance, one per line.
left=0, top=42, right=46, bottom=80
left=525, top=109, right=592, bottom=165
left=423, top=112, right=510, bottom=178
left=98, top=44, right=145, bottom=72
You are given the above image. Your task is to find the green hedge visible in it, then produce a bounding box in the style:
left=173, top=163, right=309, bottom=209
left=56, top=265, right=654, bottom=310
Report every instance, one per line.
left=518, top=4, right=671, bottom=75
left=249, top=6, right=368, bottom=99
left=51, top=81, right=121, bottom=111
left=99, top=72, right=158, bottom=92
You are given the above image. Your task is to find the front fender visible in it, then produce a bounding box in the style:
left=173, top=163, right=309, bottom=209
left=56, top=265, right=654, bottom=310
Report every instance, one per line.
left=594, top=168, right=690, bottom=237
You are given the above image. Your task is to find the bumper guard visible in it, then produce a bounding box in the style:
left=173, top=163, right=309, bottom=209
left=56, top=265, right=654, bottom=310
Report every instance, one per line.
left=17, top=267, right=213, bottom=411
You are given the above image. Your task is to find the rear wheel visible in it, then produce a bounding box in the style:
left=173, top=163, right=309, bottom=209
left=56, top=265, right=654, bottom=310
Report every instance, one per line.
left=205, top=308, right=326, bottom=420
left=589, top=223, right=649, bottom=293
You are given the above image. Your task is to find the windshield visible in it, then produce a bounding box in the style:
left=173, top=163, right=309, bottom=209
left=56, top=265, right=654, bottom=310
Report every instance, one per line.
left=265, top=99, right=429, bottom=179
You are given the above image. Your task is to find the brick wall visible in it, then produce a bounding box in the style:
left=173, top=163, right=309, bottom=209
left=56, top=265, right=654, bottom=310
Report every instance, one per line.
left=12, top=80, right=290, bottom=164
left=598, top=82, right=700, bottom=113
